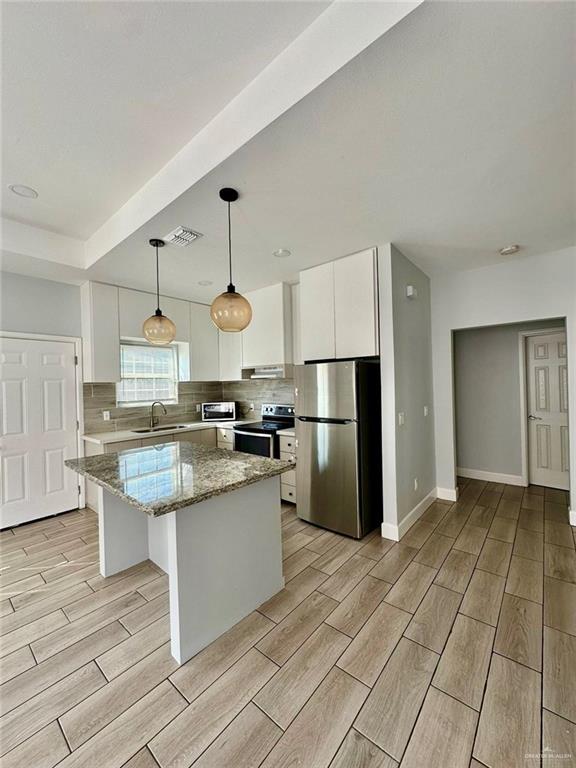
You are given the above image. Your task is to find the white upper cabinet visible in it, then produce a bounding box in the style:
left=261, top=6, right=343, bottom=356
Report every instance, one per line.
left=242, top=283, right=293, bottom=369
left=218, top=330, right=242, bottom=381
left=299, top=262, right=336, bottom=361
left=299, top=248, right=378, bottom=362
left=81, top=282, right=120, bottom=382
left=334, top=248, right=379, bottom=358
left=118, top=288, right=189, bottom=343
left=189, top=302, right=219, bottom=381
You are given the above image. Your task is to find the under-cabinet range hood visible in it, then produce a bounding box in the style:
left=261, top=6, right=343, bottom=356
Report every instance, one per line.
left=242, top=364, right=294, bottom=380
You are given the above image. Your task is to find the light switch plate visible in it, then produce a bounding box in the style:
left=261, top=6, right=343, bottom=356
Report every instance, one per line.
left=398, top=412, right=405, bottom=426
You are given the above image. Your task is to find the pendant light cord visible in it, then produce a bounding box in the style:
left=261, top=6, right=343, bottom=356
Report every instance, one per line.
left=155, top=242, right=161, bottom=314
left=227, top=201, right=234, bottom=293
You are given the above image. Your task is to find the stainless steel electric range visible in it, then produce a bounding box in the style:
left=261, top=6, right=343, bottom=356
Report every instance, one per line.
left=233, top=403, right=295, bottom=458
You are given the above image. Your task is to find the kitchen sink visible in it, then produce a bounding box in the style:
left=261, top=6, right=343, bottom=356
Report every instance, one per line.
left=133, top=425, right=190, bottom=433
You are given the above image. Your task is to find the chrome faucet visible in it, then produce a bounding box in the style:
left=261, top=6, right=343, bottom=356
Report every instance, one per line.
left=149, top=401, right=167, bottom=429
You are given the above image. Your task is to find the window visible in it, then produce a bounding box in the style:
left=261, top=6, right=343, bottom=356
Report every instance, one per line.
left=117, top=342, right=179, bottom=406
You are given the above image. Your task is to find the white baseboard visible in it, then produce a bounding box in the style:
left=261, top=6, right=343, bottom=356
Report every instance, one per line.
left=381, top=489, right=437, bottom=542
left=457, top=467, right=525, bottom=487
left=436, top=486, right=458, bottom=502
left=570, top=508, right=576, bottom=527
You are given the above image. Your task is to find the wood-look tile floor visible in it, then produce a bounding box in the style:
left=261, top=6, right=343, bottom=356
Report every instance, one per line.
left=1, top=480, right=575, bottom=768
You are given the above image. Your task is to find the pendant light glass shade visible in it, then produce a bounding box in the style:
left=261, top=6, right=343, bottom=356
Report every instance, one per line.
left=143, top=309, right=177, bottom=345
left=210, top=289, right=252, bottom=332
left=211, top=187, right=252, bottom=333
left=143, top=239, right=176, bottom=345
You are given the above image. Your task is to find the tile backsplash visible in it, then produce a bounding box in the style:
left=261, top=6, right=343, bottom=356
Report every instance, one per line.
left=222, top=379, right=295, bottom=419
left=83, top=379, right=295, bottom=434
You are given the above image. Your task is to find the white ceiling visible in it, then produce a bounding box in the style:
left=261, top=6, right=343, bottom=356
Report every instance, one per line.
left=1, top=0, right=329, bottom=238
left=2, top=1, right=575, bottom=302
left=86, top=0, right=575, bottom=301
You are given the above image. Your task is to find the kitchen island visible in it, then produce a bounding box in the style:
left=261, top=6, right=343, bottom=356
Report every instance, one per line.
left=65, top=442, right=291, bottom=664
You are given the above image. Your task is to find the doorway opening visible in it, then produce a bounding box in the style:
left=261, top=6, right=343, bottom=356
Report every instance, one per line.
left=453, top=318, right=569, bottom=494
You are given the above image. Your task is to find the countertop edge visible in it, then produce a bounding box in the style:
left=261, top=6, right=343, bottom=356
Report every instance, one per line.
left=66, top=459, right=292, bottom=516
left=82, top=420, right=248, bottom=445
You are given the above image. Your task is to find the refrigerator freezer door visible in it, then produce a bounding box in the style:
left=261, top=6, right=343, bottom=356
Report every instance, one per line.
left=294, top=362, right=357, bottom=420
left=296, top=418, right=360, bottom=537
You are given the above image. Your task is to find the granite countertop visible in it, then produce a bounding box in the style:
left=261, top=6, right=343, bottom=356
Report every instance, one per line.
left=82, top=420, right=247, bottom=445
left=66, top=441, right=293, bottom=516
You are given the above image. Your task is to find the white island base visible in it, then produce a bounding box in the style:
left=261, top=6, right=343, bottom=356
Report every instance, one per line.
left=96, top=476, right=284, bottom=664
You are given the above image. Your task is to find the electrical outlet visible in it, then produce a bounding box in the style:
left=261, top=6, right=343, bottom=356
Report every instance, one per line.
left=102, top=410, right=110, bottom=421
left=398, top=412, right=405, bottom=426
left=424, top=405, right=429, bottom=417
left=250, top=403, right=255, bottom=412
left=414, top=477, right=418, bottom=491
left=196, top=404, right=201, bottom=412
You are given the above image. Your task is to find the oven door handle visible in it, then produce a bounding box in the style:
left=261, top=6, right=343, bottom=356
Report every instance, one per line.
left=233, top=430, right=273, bottom=438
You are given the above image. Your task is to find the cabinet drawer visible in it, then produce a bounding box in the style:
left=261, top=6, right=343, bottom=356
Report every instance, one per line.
left=140, top=434, right=174, bottom=446
left=104, top=439, right=142, bottom=453
left=280, top=451, right=296, bottom=465
left=279, top=435, right=296, bottom=453
left=216, top=427, right=234, bottom=444
left=282, top=468, right=296, bottom=486
left=218, top=441, right=233, bottom=450
left=281, top=483, right=297, bottom=504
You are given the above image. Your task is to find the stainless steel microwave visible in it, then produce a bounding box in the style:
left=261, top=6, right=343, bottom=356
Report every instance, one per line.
left=201, top=402, right=237, bottom=422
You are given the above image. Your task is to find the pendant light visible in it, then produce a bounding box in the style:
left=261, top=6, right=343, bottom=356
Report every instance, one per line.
left=142, top=238, right=177, bottom=345
left=210, top=188, right=252, bottom=332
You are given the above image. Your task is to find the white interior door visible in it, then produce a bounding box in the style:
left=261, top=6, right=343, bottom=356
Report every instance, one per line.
left=1, top=337, right=80, bottom=527
left=527, top=331, right=570, bottom=490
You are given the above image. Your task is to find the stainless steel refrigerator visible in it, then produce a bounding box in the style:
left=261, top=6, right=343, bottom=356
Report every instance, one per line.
left=295, top=361, right=382, bottom=538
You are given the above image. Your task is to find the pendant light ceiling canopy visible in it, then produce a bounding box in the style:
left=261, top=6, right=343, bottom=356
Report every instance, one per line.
left=210, top=188, right=252, bottom=333
left=143, top=238, right=177, bottom=345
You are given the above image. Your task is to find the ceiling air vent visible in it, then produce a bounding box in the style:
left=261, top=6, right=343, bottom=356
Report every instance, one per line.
left=163, top=226, right=203, bottom=247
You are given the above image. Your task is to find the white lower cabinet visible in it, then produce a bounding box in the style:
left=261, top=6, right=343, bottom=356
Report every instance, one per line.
left=174, top=428, right=216, bottom=447
left=216, top=426, right=234, bottom=450
left=279, top=434, right=297, bottom=504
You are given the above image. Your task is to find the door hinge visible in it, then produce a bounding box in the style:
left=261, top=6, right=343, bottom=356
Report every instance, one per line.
left=78, top=485, right=81, bottom=495
left=74, top=355, right=79, bottom=365
left=76, top=419, right=80, bottom=430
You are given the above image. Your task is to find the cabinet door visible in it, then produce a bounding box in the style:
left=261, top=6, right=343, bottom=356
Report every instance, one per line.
left=334, top=248, right=378, bottom=358
left=174, top=429, right=215, bottom=446
left=299, top=262, right=335, bottom=361
left=242, top=284, right=292, bottom=368
left=118, top=288, right=154, bottom=339
left=81, top=282, right=120, bottom=382
left=161, top=295, right=191, bottom=344
left=190, top=302, right=219, bottom=381
left=218, top=331, right=242, bottom=381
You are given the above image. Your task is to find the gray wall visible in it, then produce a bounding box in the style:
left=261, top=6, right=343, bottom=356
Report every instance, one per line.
left=391, top=246, right=436, bottom=523
left=454, top=318, right=564, bottom=477
left=0, top=271, right=82, bottom=337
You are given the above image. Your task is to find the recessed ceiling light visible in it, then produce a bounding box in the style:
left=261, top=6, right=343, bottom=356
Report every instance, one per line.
left=273, top=248, right=291, bottom=258
left=9, top=184, right=38, bottom=199
left=499, top=244, right=520, bottom=256
left=198, top=280, right=213, bottom=286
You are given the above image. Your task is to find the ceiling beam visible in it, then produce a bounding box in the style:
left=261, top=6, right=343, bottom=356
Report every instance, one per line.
left=84, top=0, right=423, bottom=267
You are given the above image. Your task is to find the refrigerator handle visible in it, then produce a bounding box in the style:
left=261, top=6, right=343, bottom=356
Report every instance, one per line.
left=297, top=416, right=355, bottom=425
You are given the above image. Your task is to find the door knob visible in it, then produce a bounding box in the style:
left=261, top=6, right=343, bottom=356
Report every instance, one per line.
left=528, top=414, right=543, bottom=420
